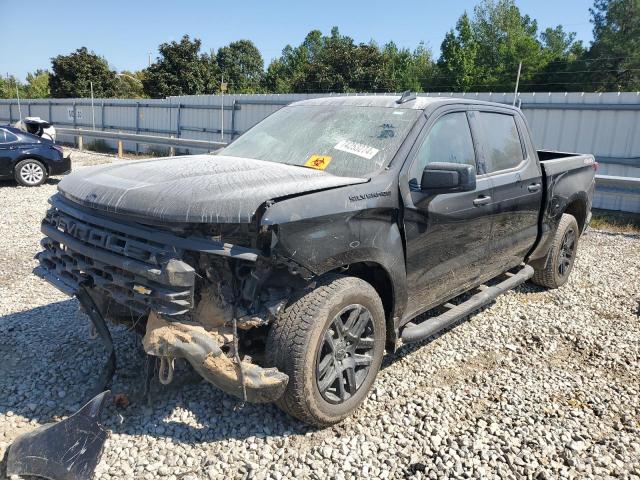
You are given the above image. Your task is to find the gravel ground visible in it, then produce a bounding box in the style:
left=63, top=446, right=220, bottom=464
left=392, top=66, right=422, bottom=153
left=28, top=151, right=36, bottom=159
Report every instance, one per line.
left=1, top=150, right=639, bottom=480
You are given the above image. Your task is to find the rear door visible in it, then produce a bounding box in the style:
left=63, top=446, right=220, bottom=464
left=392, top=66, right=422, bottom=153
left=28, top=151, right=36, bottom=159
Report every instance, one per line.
left=400, top=108, right=494, bottom=319
left=469, top=110, right=543, bottom=275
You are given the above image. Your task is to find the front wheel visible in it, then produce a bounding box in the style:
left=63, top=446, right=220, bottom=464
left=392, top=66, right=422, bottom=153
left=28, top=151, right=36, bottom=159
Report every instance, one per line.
left=15, top=159, right=47, bottom=187
left=532, top=213, right=580, bottom=288
left=266, top=274, right=386, bottom=426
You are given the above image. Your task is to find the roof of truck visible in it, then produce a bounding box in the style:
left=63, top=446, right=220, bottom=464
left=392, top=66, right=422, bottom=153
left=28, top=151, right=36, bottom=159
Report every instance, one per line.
left=290, top=94, right=518, bottom=111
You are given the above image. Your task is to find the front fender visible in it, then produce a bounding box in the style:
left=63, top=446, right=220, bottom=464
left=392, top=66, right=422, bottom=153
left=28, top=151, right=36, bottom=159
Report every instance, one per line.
left=270, top=211, right=408, bottom=321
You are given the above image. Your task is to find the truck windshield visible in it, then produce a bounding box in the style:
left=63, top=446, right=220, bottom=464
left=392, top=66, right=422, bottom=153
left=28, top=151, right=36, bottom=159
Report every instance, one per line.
left=222, top=105, right=421, bottom=178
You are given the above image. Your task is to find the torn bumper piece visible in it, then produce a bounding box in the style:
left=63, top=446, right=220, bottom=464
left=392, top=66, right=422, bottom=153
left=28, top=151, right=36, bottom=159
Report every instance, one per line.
left=7, top=391, right=110, bottom=480
left=142, top=313, right=288, bottom=403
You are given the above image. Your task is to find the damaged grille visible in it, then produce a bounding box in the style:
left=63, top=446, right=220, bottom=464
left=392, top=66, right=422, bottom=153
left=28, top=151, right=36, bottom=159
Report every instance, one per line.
left=34, top=195, right=196, bottom=316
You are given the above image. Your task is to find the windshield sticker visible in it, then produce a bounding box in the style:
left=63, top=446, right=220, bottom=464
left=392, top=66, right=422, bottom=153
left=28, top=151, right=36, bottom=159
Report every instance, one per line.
left=392, top=111, right=405, bottom=115
left=333, top=140, right=379, bottom=160
left=305, top=155, right=333, bottom=170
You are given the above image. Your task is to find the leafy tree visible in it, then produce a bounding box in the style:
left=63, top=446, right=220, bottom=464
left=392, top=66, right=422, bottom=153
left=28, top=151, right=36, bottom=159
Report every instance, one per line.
left=143, top=35, right=219, bottom=98
left=264, top=27, right=423, bottom=93
left=587, top=0, right=640, bottom=90
left=535, top=28, right=587, bottom=90
left=217, top=40, right=264, bottom=93
left=50, top=47, right=117, bottom=97
left=437, top=13, right=480, bottom=90
left=471, top=0, right=548, bottom=90
left=0, top=75, right=26, bottom=99
left=379, top=42, right=435, bottom=92
left=24, top=70, right=50, bottom=98
left=114, top=70, right=147, bottom=98
left=435, top=1, right=585, bottom=92
left=262, top=31, right=325, bottom=93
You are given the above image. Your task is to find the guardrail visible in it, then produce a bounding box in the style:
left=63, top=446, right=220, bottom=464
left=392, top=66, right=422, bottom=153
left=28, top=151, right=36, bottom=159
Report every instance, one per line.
left=56, top=127, right=226, bottom=155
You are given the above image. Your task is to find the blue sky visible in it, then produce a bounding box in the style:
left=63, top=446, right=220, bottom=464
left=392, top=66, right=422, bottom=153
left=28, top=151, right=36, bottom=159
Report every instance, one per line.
left=0, top=0, right=596, bottom=81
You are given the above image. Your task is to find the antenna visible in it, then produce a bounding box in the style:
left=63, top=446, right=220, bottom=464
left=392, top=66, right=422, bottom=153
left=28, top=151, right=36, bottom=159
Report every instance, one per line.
left=396, top=91, right=417, bottom=104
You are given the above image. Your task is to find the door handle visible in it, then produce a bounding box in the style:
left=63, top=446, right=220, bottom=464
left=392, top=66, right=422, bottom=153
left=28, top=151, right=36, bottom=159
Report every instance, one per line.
left=527, top=183, right=542, bottom=192
left=473, top=195, right=492, bottom=207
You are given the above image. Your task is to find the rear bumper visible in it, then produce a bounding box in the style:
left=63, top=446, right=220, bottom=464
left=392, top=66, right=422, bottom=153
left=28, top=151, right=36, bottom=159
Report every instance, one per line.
left=49, top=156, right=71, bottom=176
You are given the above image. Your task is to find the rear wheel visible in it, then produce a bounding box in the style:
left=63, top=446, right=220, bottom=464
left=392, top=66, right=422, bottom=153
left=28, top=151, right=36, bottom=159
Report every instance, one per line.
left=532, top=213, right=579, bottom=288
left=15, top=159, right=47, bottom=187
left=266, top=274, right=386, bottom=426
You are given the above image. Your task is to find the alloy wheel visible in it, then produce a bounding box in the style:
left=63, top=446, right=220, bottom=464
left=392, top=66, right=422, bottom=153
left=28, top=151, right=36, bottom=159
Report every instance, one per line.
left=558, top=228, right=576, bottom=277
left=20, top=163, right=44, bottom=185
left=315, top=304, right=376, bottom=404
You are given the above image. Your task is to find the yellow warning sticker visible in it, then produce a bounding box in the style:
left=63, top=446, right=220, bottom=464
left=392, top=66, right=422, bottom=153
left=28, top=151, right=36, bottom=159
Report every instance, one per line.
left=304, top=155, right=332, bottom=170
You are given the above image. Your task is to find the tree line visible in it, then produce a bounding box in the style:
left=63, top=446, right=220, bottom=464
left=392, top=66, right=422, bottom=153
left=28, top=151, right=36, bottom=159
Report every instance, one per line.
left=1, top=0, right=638, bottom=100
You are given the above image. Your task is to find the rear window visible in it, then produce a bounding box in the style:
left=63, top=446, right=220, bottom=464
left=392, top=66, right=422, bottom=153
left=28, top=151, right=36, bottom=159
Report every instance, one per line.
left=475, top=112, right=524, bottom=174
left=0, top=129, right=18, bottom=144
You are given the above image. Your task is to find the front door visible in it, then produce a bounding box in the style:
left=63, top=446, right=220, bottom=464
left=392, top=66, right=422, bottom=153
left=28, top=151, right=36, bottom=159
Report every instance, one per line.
left=401, top=110, right=494, bottom=319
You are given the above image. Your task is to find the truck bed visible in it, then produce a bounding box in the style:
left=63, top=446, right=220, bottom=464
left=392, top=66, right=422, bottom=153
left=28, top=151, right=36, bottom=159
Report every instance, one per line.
left=537, top=150, right=597, bottom=176
left=527, top=149, right=597, bottom=268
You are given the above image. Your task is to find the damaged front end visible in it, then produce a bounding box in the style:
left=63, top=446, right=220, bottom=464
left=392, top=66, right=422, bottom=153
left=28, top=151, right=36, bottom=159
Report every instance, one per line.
left=33, top=194, right=308, bottom=404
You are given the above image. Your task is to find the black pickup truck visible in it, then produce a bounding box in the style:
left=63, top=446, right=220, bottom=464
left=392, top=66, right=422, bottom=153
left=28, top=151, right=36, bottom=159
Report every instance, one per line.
left=34, top=94, right=596, bottom=426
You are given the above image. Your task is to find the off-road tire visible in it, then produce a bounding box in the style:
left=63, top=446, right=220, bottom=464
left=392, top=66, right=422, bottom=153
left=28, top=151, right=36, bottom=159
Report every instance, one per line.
left=266, top=274, right=386, bottom=426
left=532, top=213, right=579, bottom=289
left=14, top=158, right=47, bottom=187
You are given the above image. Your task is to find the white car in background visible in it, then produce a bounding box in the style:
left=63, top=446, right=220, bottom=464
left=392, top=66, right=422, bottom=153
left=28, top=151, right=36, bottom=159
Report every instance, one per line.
left=13, top=117, right=56, bottom=142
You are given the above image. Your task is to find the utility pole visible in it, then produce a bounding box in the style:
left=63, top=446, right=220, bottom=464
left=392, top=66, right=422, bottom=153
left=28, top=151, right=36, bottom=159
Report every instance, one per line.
left=220, top=75, right=227, bottom=141
left=16, top=83, right=22, bottom=122
left=513, top=61, right=522, bottom=107
left=148, top=51, right=152, bottom=67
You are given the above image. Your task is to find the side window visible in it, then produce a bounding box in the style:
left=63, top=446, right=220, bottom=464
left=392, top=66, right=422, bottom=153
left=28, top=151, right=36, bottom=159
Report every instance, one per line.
left=475, top=112, right=524, bottom=173
left=410, top=112, right=475, bottom=184
left=0, top=129, right=18, bottom=143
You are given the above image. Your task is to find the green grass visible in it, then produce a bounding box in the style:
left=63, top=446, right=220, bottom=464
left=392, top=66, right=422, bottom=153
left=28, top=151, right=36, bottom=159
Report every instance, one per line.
left=590, top=209, right=640, bottom=233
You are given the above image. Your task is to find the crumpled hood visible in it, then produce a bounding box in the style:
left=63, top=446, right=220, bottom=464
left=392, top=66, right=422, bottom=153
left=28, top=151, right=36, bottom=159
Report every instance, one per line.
left=57, top=155, right=367, bottom=223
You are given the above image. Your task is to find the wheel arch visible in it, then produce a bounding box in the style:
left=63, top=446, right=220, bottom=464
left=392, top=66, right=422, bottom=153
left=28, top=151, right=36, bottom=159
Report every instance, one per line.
left=13, top=155, right=50, bottom=175
left=329, top=261, right=398, bottom=352
left=564, top=197, right=588, bottom=233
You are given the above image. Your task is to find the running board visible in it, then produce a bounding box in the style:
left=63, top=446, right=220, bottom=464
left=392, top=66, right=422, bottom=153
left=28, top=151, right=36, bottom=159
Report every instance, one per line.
left=401, top=265, right=534, bottom=344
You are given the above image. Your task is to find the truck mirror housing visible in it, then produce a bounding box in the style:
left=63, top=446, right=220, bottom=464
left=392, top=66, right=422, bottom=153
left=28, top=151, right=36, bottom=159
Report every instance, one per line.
left=421, top=162, right=476, bottom=193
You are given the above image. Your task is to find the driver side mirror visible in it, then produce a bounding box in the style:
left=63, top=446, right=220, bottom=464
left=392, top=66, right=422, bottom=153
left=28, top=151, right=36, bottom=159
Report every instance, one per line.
left=421, top=162, right=476, bottom=193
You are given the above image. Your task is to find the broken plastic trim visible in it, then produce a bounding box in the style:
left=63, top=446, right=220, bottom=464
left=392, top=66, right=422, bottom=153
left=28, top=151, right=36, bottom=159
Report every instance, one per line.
left=7, top=391, right=110, bottom=480
left=76, top=285, right=117, bottom=398
left=142, top=312, right=288, bottom=403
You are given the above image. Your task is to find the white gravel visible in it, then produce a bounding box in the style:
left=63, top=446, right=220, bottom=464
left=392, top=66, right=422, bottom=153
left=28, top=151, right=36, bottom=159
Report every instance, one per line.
left=1, top=150, right=639, bottom=480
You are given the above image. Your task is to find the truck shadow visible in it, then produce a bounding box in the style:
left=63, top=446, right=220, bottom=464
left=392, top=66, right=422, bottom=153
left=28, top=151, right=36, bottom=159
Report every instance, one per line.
left=384, top=281, right=548, bottom=367
left=0, top=281, right=548, bottom=446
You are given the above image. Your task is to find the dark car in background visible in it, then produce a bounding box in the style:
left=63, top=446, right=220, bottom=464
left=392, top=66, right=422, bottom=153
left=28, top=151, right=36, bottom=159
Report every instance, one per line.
left=0, top=125, right=70, bottom=186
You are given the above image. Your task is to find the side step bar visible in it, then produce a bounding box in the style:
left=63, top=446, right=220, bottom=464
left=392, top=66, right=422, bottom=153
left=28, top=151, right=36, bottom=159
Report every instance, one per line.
left=401, top=265, right=534, bottom=344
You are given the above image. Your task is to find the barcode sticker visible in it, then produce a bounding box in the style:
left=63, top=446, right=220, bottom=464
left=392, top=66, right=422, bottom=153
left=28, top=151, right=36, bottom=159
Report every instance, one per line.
left=333, top=140, right=379, bottom=160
